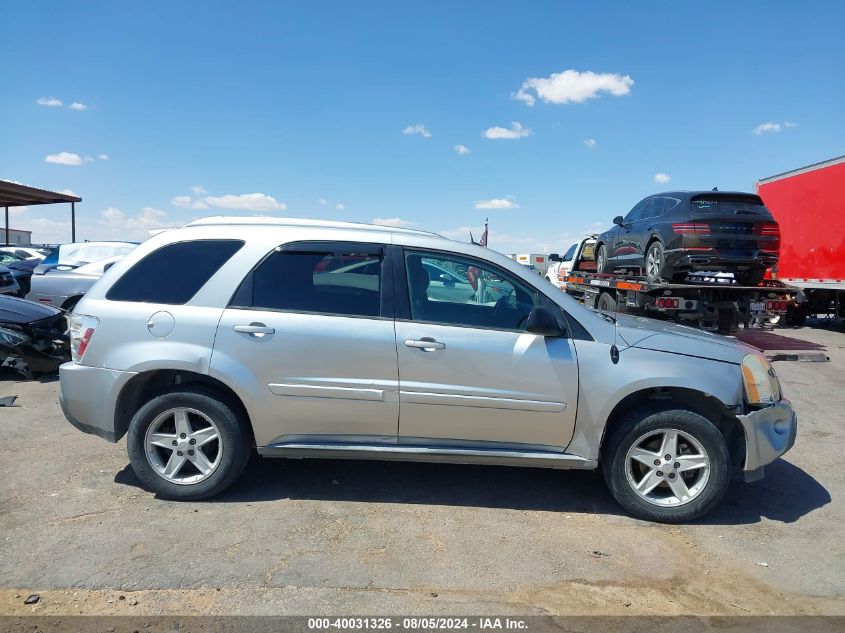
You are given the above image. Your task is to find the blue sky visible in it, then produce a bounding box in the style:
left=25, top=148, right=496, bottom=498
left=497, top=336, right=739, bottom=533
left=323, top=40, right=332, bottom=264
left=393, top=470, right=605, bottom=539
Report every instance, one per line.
left=2, top=1, right=843, bottom=252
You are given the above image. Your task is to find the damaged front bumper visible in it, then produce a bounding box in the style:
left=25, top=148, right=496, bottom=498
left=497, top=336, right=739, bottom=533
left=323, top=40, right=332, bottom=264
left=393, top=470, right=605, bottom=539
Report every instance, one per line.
left=736, top=399, right=797, bottom=482
left=0, top=318, right=70, bottom=378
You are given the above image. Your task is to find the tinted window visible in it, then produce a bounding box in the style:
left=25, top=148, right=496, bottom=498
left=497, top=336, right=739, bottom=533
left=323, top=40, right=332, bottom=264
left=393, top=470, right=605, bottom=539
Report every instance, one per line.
left=562, top=243, right=577, bottom=261
left=405, top=251, right=540, bottom=331
left=642, top=197, right=665, bottom=219
left=232, top=249, right=383, bottom=317
left=107, top=240, right=243, bottom=304
left=625, top=200, right=648, bottom=222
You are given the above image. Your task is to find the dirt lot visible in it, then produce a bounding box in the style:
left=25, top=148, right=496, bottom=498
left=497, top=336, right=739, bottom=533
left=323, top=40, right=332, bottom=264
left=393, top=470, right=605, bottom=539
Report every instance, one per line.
left=1, top=325, right=843, bottom=616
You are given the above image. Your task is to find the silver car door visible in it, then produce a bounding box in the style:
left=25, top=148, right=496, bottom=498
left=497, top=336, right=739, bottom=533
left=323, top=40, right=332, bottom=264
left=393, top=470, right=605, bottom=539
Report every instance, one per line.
left=394, top=248, right=579, bottom=450
left=211, top=241, right=399, bottom=448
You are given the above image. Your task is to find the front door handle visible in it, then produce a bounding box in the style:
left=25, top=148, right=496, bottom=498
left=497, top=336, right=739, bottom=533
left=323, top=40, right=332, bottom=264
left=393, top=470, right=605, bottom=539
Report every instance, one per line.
left=404, top=337, right=446, bottom=352
left=234, top=323, right=275, bottom=336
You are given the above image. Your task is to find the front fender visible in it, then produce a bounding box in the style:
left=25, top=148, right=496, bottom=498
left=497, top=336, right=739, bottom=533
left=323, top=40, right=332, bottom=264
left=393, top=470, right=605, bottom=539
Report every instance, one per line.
left=567, top=340, right=744, bottom=460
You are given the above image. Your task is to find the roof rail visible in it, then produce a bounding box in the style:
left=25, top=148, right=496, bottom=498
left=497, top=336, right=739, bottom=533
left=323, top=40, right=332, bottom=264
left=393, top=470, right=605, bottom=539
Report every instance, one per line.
left=183, top=216, right=443, bottom=238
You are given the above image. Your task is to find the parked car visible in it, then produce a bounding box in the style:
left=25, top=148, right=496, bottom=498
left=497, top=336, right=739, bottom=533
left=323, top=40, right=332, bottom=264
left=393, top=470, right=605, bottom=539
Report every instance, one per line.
left=27, top=255, right=125, bottom=310
left=0, top=295, right=70, bottom=378
left=546, top=237, right=597, bottom=287
left=595, top=192, right=780, bottom=285
left=0, top=264, right=20, bottom=296
left=60, top=217, right=796, bottom=522
left=33, top=241, right=136, bottom=276
left=0, top=246, right=49, bottom=260
left=0, top=251, right=38, bottom=296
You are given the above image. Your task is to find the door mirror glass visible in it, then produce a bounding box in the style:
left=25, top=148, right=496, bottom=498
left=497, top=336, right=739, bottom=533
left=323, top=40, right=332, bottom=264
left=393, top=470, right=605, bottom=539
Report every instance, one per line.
left=526, top=306, right=564, bottom=337
left=612, top=215, right=624, bottom=226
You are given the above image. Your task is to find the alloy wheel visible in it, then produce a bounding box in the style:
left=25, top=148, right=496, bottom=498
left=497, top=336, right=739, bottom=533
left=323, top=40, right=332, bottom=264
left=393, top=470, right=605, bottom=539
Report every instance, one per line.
left=624, top=428, right=710, bottom=507
left=143, top=407, right=223, bottom=485
left=646, top=245, right=661, bottom=278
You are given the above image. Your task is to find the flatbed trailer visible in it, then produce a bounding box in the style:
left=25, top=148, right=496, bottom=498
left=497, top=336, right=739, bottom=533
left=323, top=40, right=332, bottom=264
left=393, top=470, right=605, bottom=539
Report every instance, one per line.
left=562, top=270, right=797, bottom=334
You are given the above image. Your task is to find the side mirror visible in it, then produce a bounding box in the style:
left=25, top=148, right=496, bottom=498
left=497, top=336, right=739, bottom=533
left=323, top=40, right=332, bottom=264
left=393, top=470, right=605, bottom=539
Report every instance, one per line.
left=613, top=216, right=624, bottom=226
left=548, top=253, right=562, bottom=262
left=525, top=306, right=565, bottom=337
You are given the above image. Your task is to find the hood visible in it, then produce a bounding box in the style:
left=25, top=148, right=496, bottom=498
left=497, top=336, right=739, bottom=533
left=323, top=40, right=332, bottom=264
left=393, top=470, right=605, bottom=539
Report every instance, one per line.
left=0, top=295, right=63, bottom=325
left=613, top=314, right=758, bottom=364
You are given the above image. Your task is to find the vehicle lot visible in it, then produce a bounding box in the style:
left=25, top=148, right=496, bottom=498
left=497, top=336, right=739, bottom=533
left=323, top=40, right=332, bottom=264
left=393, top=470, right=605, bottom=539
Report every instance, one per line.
left=0, top=326, right=843, bottom=616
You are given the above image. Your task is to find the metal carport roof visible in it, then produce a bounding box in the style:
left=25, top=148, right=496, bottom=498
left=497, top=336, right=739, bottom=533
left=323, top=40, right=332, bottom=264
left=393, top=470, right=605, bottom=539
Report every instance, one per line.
left=0, top=180, right=82, bottom=244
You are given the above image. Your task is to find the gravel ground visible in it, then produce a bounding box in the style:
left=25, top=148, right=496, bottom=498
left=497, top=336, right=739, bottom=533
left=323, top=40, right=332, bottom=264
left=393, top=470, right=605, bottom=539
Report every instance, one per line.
left=0, top=324, right=843, bottom=616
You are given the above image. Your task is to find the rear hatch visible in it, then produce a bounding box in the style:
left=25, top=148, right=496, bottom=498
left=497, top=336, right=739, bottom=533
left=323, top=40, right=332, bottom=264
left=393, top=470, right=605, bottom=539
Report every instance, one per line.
left=678, top=193, right=779, bottom=256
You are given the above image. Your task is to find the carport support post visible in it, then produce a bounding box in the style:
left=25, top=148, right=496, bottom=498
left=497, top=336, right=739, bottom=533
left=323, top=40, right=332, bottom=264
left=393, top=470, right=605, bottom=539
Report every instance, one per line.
left=4, top=206, right=8, bottom=246
left=71, top=201, right=76, bottom=242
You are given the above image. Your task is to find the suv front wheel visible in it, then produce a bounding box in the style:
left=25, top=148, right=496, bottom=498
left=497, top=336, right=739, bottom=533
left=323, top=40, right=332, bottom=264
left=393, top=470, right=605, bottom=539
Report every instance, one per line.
left=126, top=387, right=251, bottom=500
left=602, top=408, right=731, bottom=522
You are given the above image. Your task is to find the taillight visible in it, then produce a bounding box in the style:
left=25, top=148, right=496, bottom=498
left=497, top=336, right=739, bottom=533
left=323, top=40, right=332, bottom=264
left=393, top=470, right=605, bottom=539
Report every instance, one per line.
left=755, top=223, right=780, bottom=236
left=765, top=300, right=788, bottom=312
left=69, top=314, right=99, bottom=363
left=656, top=297, right=681, bottom=309
left=672, top=222, right=709, bottom=235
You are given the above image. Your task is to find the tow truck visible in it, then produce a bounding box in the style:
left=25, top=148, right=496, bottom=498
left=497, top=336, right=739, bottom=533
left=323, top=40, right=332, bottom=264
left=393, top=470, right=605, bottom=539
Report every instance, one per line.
left=552, top=237, right=796, bottom=333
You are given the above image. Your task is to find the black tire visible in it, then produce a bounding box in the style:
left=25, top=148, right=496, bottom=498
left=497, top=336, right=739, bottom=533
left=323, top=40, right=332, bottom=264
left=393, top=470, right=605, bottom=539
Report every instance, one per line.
left=734, top=268, right=766, bottom=286
left=126, top=386, right=251, bottom=500
left=596, top=291, right=618, bottom=312
left=785, top=303, right=807, bottom=327
left=601, top=408, right=731, bottom=523
left=596, top=245, right=612, bottom=274
left=644, top=241, right=672, bottom=283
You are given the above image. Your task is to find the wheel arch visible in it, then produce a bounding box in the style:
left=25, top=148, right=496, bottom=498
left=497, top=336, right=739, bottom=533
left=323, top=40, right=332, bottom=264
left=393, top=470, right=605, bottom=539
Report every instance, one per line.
left=113, top=369, right=254, bottom=445
left=598, top=386, right=744, bottom=466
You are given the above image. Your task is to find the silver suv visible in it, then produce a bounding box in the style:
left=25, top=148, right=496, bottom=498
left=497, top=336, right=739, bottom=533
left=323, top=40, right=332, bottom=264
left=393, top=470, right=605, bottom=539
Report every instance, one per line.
left=60, top=217, right=797, bottom=522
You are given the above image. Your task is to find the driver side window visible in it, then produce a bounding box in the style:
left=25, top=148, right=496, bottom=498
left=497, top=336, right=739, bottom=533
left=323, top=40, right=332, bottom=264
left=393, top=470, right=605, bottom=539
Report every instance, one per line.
left=624, top=199, right=649, bottom=223
left=404, top=251, right=540, bottom=331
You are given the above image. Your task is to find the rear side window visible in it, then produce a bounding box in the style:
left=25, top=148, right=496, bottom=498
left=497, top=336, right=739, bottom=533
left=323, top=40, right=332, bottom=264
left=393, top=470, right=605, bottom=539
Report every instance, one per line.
left=231, top=247, right=383, bottom=317
left=106, top=240, right=243, bottom=304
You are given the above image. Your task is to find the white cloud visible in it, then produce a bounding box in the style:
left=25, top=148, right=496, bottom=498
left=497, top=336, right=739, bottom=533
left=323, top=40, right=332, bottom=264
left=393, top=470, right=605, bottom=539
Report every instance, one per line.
left=68, top=102, right=88, bottom=111
left=583, top=138, right=597, bottom=149
left=335, top=203, right=345, bottom=210
left=98, top=206, right=179, bottom=240
left=454, top=144, right=471, bottom=155
left=753, top=122, right=781, bottom=135
left=171, top=195, right=203, bottom=209
left=475, top=198, right=520, bottom=210
left=171, top=190, right=285, bottom=211
left=190, top=185, right=207, bottom=194
left=201, top=193, right=286, bottom=212
left=58, top=189, right=77, bottom=196
left=45, top=152, right=84, bottom=166
left=513, top=69, right=634, bottom=106
left=36, top=97, right=62, bottom=107
left=784, top=121, right=798, bottom=128
left=654, top=172, right=671, bottom=184
left=481, top=122, right=532, bottom=140
left=318, top=198, right=329, bottom=205
left=97, top=153, right=109, bottom=161
left=402, top=124, right=432, bottom=138
left=372, top=217, right=417, bottom=228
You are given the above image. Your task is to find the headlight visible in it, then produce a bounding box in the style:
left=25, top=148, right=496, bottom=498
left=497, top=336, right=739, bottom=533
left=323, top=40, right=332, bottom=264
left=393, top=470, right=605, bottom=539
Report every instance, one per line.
left=741, top=354, right=781, bottom=405
left=0, top=326, right=30, bottom=347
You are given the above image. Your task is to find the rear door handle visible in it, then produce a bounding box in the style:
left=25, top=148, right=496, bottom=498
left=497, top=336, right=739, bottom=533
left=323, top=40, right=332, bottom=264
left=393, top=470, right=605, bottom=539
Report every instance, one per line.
left=234, top=323, right=275, bottom=336
left=404, top=338, right=446, bottom=351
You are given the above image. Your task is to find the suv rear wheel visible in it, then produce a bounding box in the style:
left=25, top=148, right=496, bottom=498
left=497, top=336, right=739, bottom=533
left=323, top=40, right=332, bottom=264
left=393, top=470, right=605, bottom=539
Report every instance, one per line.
left=602, top=408, right=731, bottom=522
left=644, top=241, right=673, bottom=282
left=126, top=387, right=251, bottom=500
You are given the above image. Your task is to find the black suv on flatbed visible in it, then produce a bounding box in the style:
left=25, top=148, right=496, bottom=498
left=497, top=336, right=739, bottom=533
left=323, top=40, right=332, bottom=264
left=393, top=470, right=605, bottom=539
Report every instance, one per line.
left=595, top=191, right=780, bottom=285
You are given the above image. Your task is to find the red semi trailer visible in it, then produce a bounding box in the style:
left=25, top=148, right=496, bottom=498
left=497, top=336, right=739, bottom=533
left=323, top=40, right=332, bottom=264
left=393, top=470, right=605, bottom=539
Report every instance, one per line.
left=756, top=155, right=845, bottom=324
